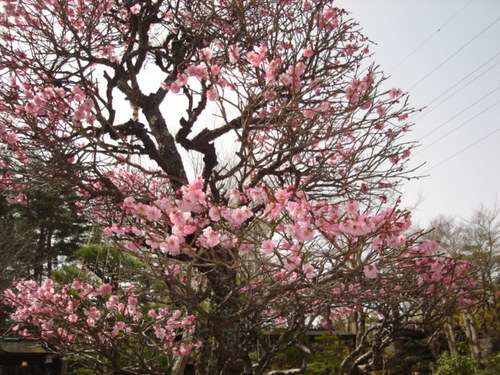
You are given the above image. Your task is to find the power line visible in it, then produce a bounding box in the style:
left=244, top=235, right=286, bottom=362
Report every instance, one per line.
left=417, top=99, right=500, bottom=154
left=425, top=126, right=500, bottom=173
left=418, top=85, right=500, bottom=141
left=409, top=16, right=500, bottom=91
left=390, top=0, right=473, bottom=72
left=413, top=52, right=500, bottom=122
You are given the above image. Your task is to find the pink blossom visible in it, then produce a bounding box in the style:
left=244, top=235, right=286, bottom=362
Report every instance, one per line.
left=292, top=222, right=314, bottom=242
left=228, top=206, right=253, bottom=226
left=84, top=306, right=101, bottom=320
left=210, top=65, right=221, bottom=75
left=239, top=242, right=254, bottom=253
left=145, top=205, right=162, bottom=221
left=246, top=51, right=264, bottom=67
left=265, top=58, right=281, bottom=85
left=301, top=47, right=314, bottom=58
left=95, top=283, right=113, bottom=295
left=199, top=48, right=213, bottom=61
left=123, top=196, right=136, bottom=208
left=71, top=86, right=86, bottom=102
left=207, top=86, right=218, bottom=101
left=261, top=239, right=275, bottom=254
left=208, top=206, right=221, bottom=221
left=344, top=200, right=358, bottom=216
left=67, top=314, right=78, bottom=323
left=248, top=187, right=267, bottom=203
left=182, top=224, right=197, bottom=235
left=165, top=264, right=181, bottom=275
left=6, top=193, right=27, bottom=205
left=200, top=227, right=221, bottom=248
left=364, top=265, right=378, bottom=279
left=302, top=108, right=315, bottom=118
left=274, top=189, right=292, bottom=204
left=303, top=262, right=315, bottom=279
left=161, top=235, right=181, bottom=254
left=389, top=88, right=402, bottom=98
left=284, top=256, right=301, bottom=271
left=258, top=43, right=268, bottom=55
left=169, top=82, right=181, bottom=93
left=130, top=5, right=141, bottom=14
left=228, top=45, right=241, bottom=63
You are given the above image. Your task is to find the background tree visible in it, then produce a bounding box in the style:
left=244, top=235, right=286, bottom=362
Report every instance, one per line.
left=427, top=207, right=500, bottom=360
left=0, top=1, right=475, bottom=374
left=0, top=187, right=88, bottom=282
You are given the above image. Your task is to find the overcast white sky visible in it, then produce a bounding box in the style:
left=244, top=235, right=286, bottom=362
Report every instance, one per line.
left=337, top=0, right=500, bottom=227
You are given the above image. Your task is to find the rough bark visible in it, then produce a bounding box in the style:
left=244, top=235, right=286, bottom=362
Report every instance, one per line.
left=462, top=311, right=481, bottom=359
left=445, top=322, right=458, bottom=355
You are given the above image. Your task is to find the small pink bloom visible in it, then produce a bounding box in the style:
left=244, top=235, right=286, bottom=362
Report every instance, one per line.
left=210, top=65, right=221, bottom=75
left=123, top=196, right=136, bottom=208
left=389, top=88, right=402, bottom=98
left=301, top=47, right=314, bottom=58
left=302, top=108, right=315, bottom=119
left=161, top=235, right=181, bottom=254
left=246, top=51, right=264, bottom=67
left=284, top=256, right=301, bottom=271
left=261, top=239, right=275, bottom=254
left=145, top=206, right=162, bottom=221
left=201, top=227, right=221, bottom=247
left=208, top=206, right=221, bottom=221
left=228, top=45, right=241, bottom=63
left=303, top=262, right=315, bottom=279
left=344, top=200, right=358, bottom=216
left=199, top=48, right=213, bottom=61
left=239, top=242, right=254, bottom=253
left=182, top=224, right=197, bottom=235
left=207, top=86, right=218, bottom=101
left=230, top=207, right=253, bottom=226
left=170, top=81, right=182, bottom=93
left=364, top=265, right=378, bottom=279
left=67, top=314, right=78, bottom=323
left=293, top=222, right=314, bottom=242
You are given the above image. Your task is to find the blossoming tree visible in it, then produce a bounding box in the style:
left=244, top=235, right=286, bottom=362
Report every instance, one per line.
left=0, top=0, right=476, bottom=374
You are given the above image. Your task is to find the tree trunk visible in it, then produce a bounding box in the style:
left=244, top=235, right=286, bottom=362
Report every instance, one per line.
left=172, top=355, right=189, bottom=375
left=445, top=322, right=458, bottom=355
left=462, top=311, right=481, bottom=359
left=46, top=228, right=53, bottom=276
left=194, top=321, right=247, bottom=375
left=194, top=263, right=249, bottom=375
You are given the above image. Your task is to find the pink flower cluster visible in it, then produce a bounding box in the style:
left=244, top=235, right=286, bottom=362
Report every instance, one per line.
left=345, top=71, right=375, bottom=105
left=316, top=6, right=340, bottom=30
left=246, top=43, right=268, bottom=67
left=279, top=62, right=306, bottom=92
left=98, top=175, right=436, bottom=287
left=4, top=279, right=197, bottom=355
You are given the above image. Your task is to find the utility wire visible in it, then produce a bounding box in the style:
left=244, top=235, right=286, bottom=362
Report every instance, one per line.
left=418, top=85, right=500, bottom=141
left=413, top=52, right=500, bottom=122
left=409, top=16, right=499, bottom=91
left=389, top=0, right=473, bottom=72
left=425, top=126, right=500, bottom=173
left=417, top=99, right=500, bottom=155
